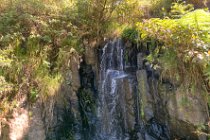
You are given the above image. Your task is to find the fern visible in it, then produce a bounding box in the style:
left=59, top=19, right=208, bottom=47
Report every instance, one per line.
left=136, top=8, right=210, bottom=91
left=170, top=0, right=194, bottom=18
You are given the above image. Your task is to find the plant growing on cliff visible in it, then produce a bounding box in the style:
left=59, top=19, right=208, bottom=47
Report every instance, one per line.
left=78, top=88, right=96, bottom=126
left=170, top=0, right=194, bottom=18
left=122, top=27, right=139, bottom=43
left=0, top=0, right=81, bottom=121
left=136, top=8, right=210, bottom=92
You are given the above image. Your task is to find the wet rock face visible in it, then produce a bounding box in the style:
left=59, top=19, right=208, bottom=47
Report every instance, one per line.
left=79, top=61, right=95, bottom=90
left=43, top=92, right=75, bottom=140
left=43, top=54, right=81, bottom=140
left=137, top=53, right=144, bottom=70
left=136, top=69, right=170, bottom=140
left=145, top=118, right=170, bottom=140
left=123, top=78, right=136, bottom=130
left=157, top=81, right=209, bottom=139
left=167, top=90, right=208, bottom=126
left=27, top=102, right=46, bottom=140
left=166, top=89, right=209, bottom=139
left=136, top=51, right=209, bottom=139
left=95, top=39, right=137, bottom=140
left=84, top=44, right=100, bottom=83
left=124, top=41, right=138, bottom=69
left=78, top=60, right=97, bottom=140
left=136, top=70, right=154, bottom=121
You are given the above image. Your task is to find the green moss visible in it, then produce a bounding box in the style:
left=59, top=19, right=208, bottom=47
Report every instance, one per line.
left=180, top=96, right=190, bottom=107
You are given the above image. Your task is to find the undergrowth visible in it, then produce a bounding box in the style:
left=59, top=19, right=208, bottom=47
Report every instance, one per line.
left=0, top=0, right=82, bottom=119
left=136, top=7, right=210, bottom=93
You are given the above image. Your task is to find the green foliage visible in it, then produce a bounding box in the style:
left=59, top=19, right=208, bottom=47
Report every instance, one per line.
left=75, top=0, right=151, bottom=39
left=170, top=0, right=194, bottom=18
left=78, top=88, right=96, bottom=131
left=76, top=0, right=119, bottom=39
left=150, top=0, right=173, bottom=17
left=55, top=108, right=75, bottom=140
left=0, top=75, right=16, bottom=117
left=0, top=0, right=81, bottom=120
left=136, top=9, right=210, bottom=91
left=180, top=9, right=210, bottom=32
left=0, top=1, right=209, bottom=139
left=37, top=73, right=63, bottom=99
left=196, top=124, right=207, bottom=132
left=114, top=0, right=144, bottom=24
left=29, top=88, right=38, bottom=103
left=121, top=27, right=138, bottom=43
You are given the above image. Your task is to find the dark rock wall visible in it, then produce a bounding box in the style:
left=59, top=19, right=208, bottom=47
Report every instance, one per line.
left=135, top=41, right=209, bottom=140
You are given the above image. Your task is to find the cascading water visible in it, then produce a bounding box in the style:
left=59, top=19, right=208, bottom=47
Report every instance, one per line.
left=91, top=38, right=170, bottom=140
left=95, top=39, right=137, bottom=140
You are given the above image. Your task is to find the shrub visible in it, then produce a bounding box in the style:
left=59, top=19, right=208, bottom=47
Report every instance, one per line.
left=121, top=27, right=139, bottom=43
left=0, top=0, right=81, bottom=119
left=136, top=9, right=210, bottom=91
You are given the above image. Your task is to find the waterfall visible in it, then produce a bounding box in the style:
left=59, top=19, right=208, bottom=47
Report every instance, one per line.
left=95, top=39, right=137, bottom=140
left=91, top=39, right=170, bottom=140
